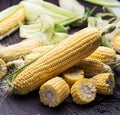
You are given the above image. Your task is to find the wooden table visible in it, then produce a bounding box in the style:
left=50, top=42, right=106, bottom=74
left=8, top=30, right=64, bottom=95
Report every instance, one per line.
left=0, top=0, right=120, bottom=115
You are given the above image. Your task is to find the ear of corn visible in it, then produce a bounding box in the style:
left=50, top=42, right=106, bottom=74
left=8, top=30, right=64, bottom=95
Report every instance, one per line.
left=10, top=27, right=102, bottom=95
left=39, top=77, right=70, bottom=107
left=76, top=58, right=112, bottom=77
left=25, top=45, right=55, bottom=63
left=63, top=67, right=84, bottom=87
left=0, top=59, right=7, bottom=79
left=71, top=77, right=97, bottom=105
left=0, top=39, right=41, bottom=62
left=88, top=46, right=117, bottom=65
left=111, top=34, right=120, bottom=53
left=0, top=5, right=25, bottom=40
left=92, top=73, right=115, bottom=95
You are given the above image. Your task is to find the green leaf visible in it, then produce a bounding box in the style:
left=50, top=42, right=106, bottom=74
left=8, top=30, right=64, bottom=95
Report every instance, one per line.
left=20, top=15, right=55, bottom=45
left=107, top=7, right=120, bottom=18
left=85, top=0, right=120, bottom=7
left=102, top=37, right=113, bottom=48
left=54, top=23, right=68, bottom=33
left=20, top=1, right=77, bottom=23
left=59, top=0, right=85, bottom=16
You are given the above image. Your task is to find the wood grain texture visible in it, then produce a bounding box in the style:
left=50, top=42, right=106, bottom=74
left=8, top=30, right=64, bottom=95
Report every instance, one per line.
left=0, top=0, right=120, bottom=115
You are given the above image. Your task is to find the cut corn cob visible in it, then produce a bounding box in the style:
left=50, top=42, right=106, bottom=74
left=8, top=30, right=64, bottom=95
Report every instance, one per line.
left=0, top=6, right=25, bottom=40
left=25, top=45, right=55, bottom=63
left=39, top=77, right=70, bottom=107
left=88, top=46, right=117, bottom=65
left=92, top=73, right=115, bottom=95
left=71, top=77, right=96, bottom=105
left=0, top=39, right=41, bottom=62
left=111, top=34, right=120, bottom=53
left=0, top=59, right=7, bottom=79
left=12, top=27, right=101, bottom=95
left=63, top=67, right=84, bottom=86
left=76, top=58, right=112, bottom=77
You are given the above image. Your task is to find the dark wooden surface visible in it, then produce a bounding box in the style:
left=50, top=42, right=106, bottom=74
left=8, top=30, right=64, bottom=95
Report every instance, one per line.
left=0, top=0, right=120, bottom=115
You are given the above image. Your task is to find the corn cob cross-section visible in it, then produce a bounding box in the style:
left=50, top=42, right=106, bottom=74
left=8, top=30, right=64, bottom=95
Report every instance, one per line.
left=88, top=46, right=117, bottom=65
left=0, top=39, right=41, bottom=62
left=0, top=5, right=25, bottom=40
left=71, top=77, right=97, bottom=105
left=63, top=67, right=84, bottom=86
left=92, top=73, right=115, bottom=95
left=11, top=27, right=102, bottom=95
left=0, top=59, right=7, bottom=79
left=40, top=77, right=70, bottom=107
left=76, top=58, right=112, bottom=77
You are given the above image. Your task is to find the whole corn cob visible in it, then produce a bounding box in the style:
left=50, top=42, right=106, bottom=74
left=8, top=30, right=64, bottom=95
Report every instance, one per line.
left=6, top=25, right=115, bottom=95
left=0, top=39, right=41, bottom=62
left=88, top=46, right=117, bottom=65
left=0, top=59, right=7, bottom=79
left=71, top=77, right=97, bottom=105
left=0, top=5, right=25, bottom=40
left=92, top=73, right=115, bottom=95
left=111, top=33, right=120, bottom=53
left=39, top=77, right=70, bottom=107
left=63, top=67, right=84, bottom=86
left=25, top=45, right=55, bottom=63
left=76, top=58, right=112, bottom=77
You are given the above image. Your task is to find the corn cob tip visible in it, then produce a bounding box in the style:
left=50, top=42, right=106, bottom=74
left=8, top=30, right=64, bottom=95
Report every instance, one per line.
left=103, top=64, right=112, bottom=73
left=71, top=78, right=97, bottom=105
left=39, top=77, right=70, bottom=107
left=92, top=73, right=115, bottom=95
left=100, top=24, right=116, bottom=36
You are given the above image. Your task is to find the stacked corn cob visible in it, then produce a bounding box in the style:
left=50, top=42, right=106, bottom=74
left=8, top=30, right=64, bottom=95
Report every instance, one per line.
left=0, top=39, right=41, bottom=62
left=40, top=77, right=70, bottom=107
left=63, top=67, right=84, bottom=86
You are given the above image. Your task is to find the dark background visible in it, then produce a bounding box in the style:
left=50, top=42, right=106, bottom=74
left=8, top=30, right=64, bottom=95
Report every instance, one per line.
left=0, top=0, right=120, bottom=115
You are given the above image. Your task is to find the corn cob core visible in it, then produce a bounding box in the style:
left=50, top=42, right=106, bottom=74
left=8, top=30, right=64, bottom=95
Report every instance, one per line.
left=0, top=7, right=25, bottom=39
left=111, top=34, right=120, bottom=53
left=88, top=46, right=117, bottom=65
left=76, top=58, right=112, bottom=77
left=0, top=39, right=41, bottom=62
left=63, top=67, right=84, bottom=86
left=0, top=59, right=7, bottom=79
left=71, top=78, right=96, bottom=105
left=13, top=27, right=101, bottom=95
left=25, top=45, right=55, bottom=63
left=92, top=73, right=115, bottom=95
left=39, top=77, right=70, bottom=107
